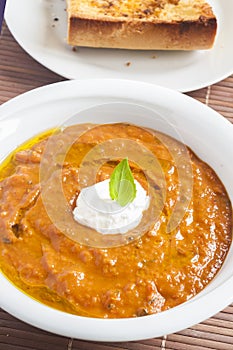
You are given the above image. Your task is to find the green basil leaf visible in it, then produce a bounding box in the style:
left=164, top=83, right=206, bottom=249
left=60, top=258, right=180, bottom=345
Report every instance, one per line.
left=109, top=158, right=136, bottom=207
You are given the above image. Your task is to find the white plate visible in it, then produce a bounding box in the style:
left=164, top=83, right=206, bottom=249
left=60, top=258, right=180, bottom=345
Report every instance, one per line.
left=0, top=79, right=233, bottom=341
left=5, top=0, right=233, bottom=92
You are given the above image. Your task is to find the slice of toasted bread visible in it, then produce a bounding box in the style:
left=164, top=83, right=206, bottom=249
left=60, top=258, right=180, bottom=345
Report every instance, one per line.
left=67, top=0, right=217, bottom=50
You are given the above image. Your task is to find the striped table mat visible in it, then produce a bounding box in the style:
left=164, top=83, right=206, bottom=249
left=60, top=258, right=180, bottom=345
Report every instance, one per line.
left=0, top=22, right=233, bottom=350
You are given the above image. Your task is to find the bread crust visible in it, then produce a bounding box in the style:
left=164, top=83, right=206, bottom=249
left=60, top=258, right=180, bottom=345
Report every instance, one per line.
left=68, top=16, right=217, bottom=50
left=67, top=1, right=217, bottom=50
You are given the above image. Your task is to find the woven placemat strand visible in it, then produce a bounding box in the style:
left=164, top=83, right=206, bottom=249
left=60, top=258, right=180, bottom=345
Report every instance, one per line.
left=0, top=22, right=233, bottom=350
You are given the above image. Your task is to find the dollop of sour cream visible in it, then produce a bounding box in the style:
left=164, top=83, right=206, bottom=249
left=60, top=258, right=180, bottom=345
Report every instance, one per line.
left=73, top=179, right=150, bottom=234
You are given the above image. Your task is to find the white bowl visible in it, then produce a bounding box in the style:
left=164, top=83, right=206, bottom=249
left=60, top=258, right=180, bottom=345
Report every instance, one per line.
left=0, top=79, right=232, bottom=341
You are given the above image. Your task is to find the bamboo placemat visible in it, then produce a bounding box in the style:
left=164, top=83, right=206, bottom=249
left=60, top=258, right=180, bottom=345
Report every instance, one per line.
left=0, top=22, right=233, bottom=350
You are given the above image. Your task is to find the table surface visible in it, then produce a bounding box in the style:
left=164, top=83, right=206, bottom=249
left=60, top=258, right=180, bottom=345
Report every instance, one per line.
left=0, top=21, right=233, bottom=350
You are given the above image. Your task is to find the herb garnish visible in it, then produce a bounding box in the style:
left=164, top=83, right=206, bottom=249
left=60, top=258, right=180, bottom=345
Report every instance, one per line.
left=109, top=158, right=136, bottom=207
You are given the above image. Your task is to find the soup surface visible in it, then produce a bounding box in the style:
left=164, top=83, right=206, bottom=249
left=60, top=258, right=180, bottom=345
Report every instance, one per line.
left=0, top=123, right=232, bottom=318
